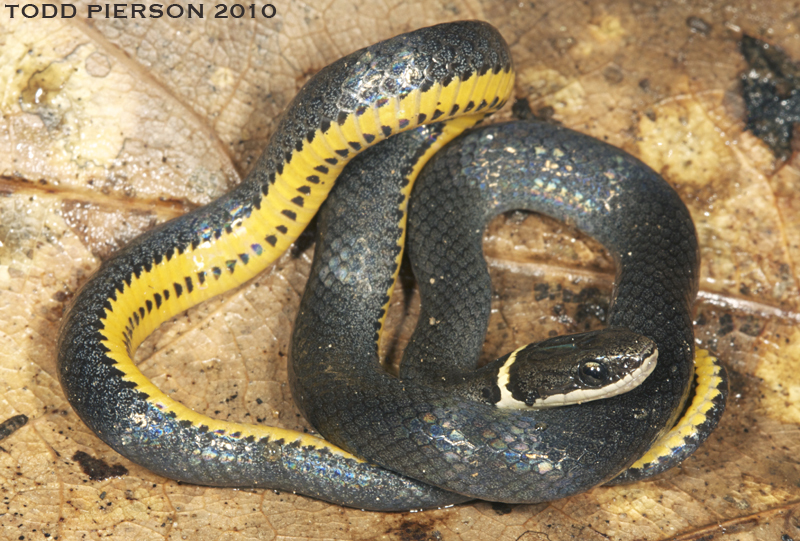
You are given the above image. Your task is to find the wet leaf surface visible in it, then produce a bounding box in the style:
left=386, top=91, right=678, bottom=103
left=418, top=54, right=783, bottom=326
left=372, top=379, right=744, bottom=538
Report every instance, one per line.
left=1, top=1, right=800, bottom=540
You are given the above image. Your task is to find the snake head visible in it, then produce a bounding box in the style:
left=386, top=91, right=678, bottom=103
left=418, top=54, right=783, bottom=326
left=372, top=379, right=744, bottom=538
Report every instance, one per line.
left=496, top=327, right=658, bottom=409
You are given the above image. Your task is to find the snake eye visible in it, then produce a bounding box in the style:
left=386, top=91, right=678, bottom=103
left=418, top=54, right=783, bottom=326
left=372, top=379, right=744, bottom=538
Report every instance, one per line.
left=579, top=361, right=609, bottom=387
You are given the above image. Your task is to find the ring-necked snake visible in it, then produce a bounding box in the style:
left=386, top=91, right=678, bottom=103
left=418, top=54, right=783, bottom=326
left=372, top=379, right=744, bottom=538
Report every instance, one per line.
left=57, top=21, right=727, bottom=510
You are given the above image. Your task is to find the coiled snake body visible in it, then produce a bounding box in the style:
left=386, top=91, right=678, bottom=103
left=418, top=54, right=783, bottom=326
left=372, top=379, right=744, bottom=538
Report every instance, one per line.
left=58, top=21, right=726, bottom=510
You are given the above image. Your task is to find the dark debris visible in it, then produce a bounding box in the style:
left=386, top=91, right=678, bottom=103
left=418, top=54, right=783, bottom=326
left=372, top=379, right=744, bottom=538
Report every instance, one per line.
left=72, top=451, right=129, bottom=481
left=740, top=35, right=800, bottom=160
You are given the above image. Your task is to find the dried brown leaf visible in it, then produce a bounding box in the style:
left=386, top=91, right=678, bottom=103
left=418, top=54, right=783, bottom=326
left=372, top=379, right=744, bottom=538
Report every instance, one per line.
left=2, top=1, right=800, bottom=540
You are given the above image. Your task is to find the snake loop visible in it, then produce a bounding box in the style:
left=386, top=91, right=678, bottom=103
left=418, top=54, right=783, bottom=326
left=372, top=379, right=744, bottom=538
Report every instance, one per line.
left=290, top=121, right=727, bottom=502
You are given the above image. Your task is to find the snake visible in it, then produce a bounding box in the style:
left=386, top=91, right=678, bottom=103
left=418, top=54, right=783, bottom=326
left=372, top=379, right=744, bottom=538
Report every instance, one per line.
left=56, top=21, right=726, bottom=511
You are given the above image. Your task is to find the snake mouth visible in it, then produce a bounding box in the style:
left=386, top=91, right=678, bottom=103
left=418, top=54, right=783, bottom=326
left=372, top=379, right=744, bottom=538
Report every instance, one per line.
left=556, top=346, right=658, bottom=407
left=568, top=346, right=659, bottom=404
